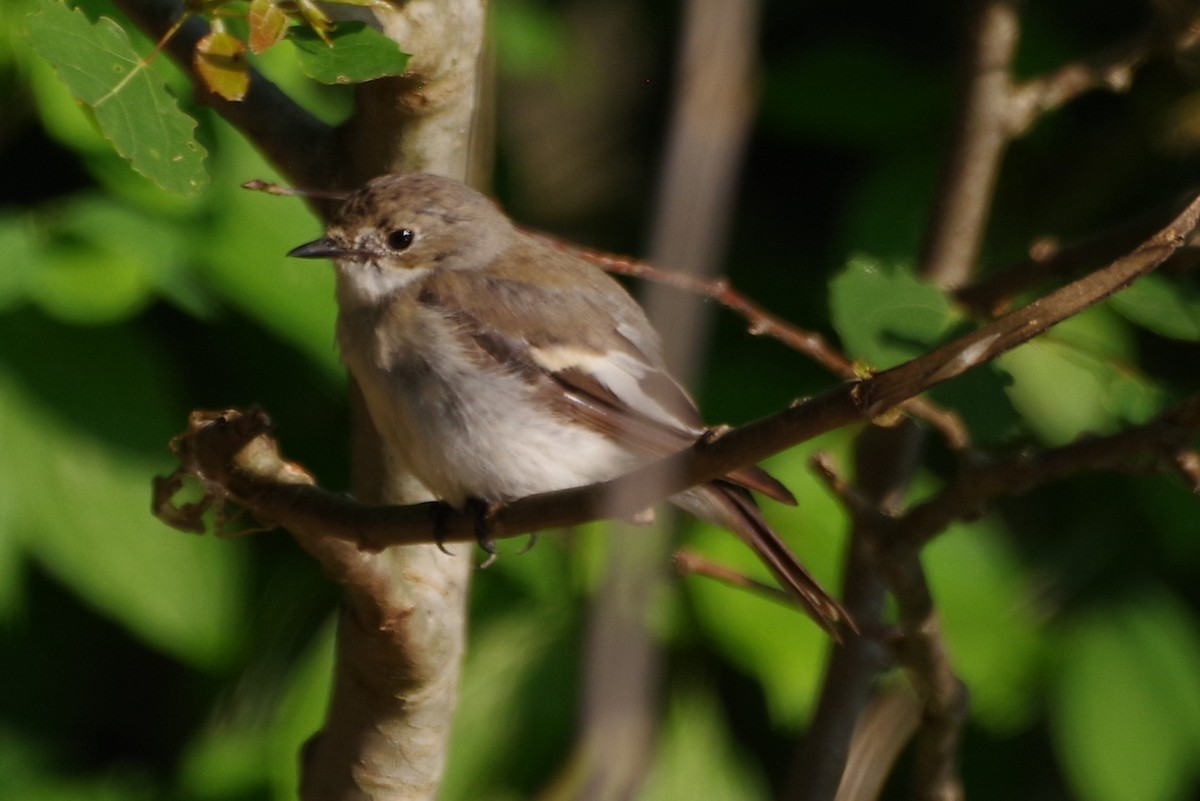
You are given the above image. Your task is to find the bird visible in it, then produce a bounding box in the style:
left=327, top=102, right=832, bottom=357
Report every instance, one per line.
left=288, top=172, right=851, bottom=635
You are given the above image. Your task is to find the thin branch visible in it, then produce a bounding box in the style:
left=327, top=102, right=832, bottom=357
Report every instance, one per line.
left=918, top=0, right=1021, bottom=289
left=673, top=549, right=792, bottom=604
left=543, top=236, right=972, bottom=451
left=1006, top=12, right=1200, bottom=136
left=862, top=193, right=1200, bottom=416
left=918, top=3, right=1200, bottom=290
left=899, top=393, right=1200, bottom=549
left=876, top=541, right=968, bottom=801
left=955, top=205, right=1200, bottom=317
left=113, top=0, right=488, bottom=796
left=874, top=394, right=1200, bottom=800
left=833, top=685, right=923, bottom=801
left=845, top=7, right=1020, bottom=792
left=788, top=427, right=921, bottom=801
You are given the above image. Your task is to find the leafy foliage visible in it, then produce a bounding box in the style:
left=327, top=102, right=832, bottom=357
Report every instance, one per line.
left=1050, top=596, right=1200, bottom=801
left=829, top=254, right=964, bottom=369
left=24, top=0, right=408, bottom=192
left=289, top=21, right=411, bottom=85
left=3, top=0, right=1199, bottom=800
left=1110, top=273, right=1200, bottom=341
left=25, top=0, right=208, bottom=194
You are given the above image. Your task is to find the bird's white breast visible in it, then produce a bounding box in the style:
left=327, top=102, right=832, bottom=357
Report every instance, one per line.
left=336, top=292, right=636, bottom=508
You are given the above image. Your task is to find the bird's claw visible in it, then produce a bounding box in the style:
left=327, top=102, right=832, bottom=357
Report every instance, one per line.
left=431, top=502, right=456, bottom=556
left=466, top=496, right=501, bottom=568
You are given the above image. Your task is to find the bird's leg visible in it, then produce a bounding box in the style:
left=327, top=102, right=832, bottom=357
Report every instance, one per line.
left=465, top=496, right=502, bottom=568
left=430, top=501, right=456, bottom=556
left=516, top=532, right=538, bottom=554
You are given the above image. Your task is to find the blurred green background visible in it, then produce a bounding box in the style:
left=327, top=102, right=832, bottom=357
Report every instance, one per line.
left=2, top=1, right=1200, bottom=799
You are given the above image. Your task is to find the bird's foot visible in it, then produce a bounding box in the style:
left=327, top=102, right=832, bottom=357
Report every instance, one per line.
left=465, top=496, right=502, bottom=568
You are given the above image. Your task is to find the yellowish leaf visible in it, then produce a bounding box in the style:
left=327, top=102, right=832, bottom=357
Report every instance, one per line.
left=195, top=31, right=250, bottom=101
left=292, top=0, right=335, bottom=45
left=248, top=0, right=288, bottom=53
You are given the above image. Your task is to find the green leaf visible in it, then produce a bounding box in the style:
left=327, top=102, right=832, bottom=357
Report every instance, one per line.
left=829, top=255, right=963, bottom=369
left=289, top=21, right=410, bottom=85
left=924, top=515, right=1044, bottom=732
left=199, top=128, right=339, bottom=374
left=179, top=724, right=271, bottom=799
left=492, top=0, right=570, bottom=76
left=441, top=609, right=571, bottom=800
left=0, top=214, right=40, bottom=312
left=997, top=307, right=1164, bottom=445
left=1050, top=597, right=1200, bottom=801
left=25, top=0, right=208, bottom=194
left=29, top=244, right=153, bottom=323
left=20, top=194, right=202, bottom=324
left=0, top=316, right=246, bottom=667
left=639, top=685, right=771, bottom=801
left=927, top=363, right=1021, bottom=444
left=268, top=618, right=335, bottom=801
left=1109, top=273, right=1200, bottom=341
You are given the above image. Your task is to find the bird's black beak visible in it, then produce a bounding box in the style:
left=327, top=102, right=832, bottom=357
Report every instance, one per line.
left=287, top=237, right=355, bottom=259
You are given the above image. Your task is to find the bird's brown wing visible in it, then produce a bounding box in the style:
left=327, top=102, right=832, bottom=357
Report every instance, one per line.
left=418, top=268, right=795, bottom=504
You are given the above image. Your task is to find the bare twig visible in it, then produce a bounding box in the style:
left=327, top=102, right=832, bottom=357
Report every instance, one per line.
left=241, top=179, right=352, bottom=201
left=673, top=549, right=793, bottom=604
left=788, top=427, right=921, bottom=801
left=955, top=204, right=1200, bottom=317
left=1007, top=13, right=1200, bottom=136
left=878, top=541, right=968, bottom=801
left=833, top=684, right=923, bottom=801
left=899, top=393, right=1200, bottom=548
left=862, top=193, right=1200, bottom=416
left=872, top=394, right=1200, bottom=801
left=918, top=0, right=1021, bottom=290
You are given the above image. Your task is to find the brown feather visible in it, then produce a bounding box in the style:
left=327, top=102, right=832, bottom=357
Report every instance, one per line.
left=693, top=483, right=853, bottom=636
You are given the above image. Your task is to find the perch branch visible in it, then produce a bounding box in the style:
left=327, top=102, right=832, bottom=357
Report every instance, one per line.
left=116, top=0, right=490, bottom=796
left=155, top=191, right=1200, bottom=569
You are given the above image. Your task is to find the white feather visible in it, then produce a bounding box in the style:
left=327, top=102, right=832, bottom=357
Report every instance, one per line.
left=338, top=297, right=639, bottom=507
left=529, top=344, right=700, bottom=434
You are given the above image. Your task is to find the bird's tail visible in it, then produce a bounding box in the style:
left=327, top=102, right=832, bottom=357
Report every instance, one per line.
left=675, top=482, right=855, bottom=638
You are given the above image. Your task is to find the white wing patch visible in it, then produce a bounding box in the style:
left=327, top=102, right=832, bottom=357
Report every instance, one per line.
left=529, top=343, right=701, bottom=435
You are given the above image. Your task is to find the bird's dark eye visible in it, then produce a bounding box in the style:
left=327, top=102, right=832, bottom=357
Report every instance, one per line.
left=386, top=229, right=415, bottom=250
